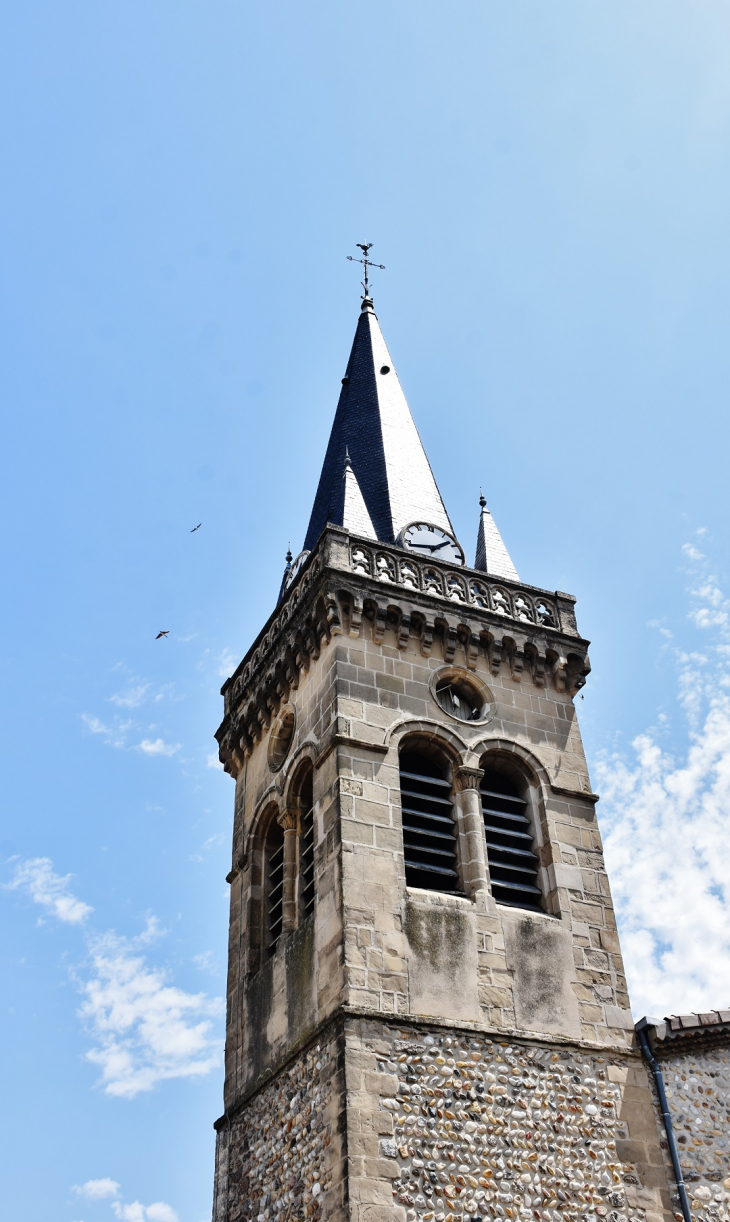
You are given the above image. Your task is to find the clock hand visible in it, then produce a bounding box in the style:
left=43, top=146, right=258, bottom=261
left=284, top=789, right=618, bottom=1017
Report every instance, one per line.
left=407, top=542, right=440, bottom=552
left=431, top=540, right=453, bottom=551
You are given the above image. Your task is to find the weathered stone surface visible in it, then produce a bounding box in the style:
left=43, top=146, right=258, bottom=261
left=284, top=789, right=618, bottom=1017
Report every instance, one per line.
left=213, top=1036, right=341, bottom=1222
left=656, top=1044, right=730, bottom=1219
left=356, top=1019, right=664, bottom=1222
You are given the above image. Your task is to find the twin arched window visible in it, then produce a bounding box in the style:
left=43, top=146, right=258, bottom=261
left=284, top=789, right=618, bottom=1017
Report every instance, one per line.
left=399, top=745, right=544, bottom=912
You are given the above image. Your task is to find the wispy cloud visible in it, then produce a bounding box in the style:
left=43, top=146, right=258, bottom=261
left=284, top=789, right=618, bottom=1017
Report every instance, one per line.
left=109, top=681, right=177, bottom=710
left=5, top=857, right=223, bottom=1099
left=82, top=713, right=182, bottom=760
left=216, top=648, right=236, bottom=679
left=72, top=1180, right=177, bottom=1222
left=109, top=684, right=152, bottom=709
left=137, top=739, right=180, bottom=758
left=113, top=1203, right=178, bottom=1222
left=598, top=540, right=730, bottom=1017
left=207, top=751, right=224, bottom=771
left=189, top=831, right=226, bottom=864
left=78, top=930, right=223, bottom=1098
left=6, top=858, right=93, bottom=924
left=74, top=1178, right=120, bottom=1200
left=192, top=951, right=216, bottom=974
left=81, top=714, right=133, bottom=749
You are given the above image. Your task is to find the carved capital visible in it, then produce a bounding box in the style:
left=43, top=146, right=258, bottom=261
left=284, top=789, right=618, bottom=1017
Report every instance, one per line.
left=277, top=808, right=299, bottom=833
left=454, top=765, right=484, bottom=793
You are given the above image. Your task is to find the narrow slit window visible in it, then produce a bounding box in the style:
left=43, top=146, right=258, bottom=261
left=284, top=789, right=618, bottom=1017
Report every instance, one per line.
left=480, top=768, right=542, bottom=911
left=299, top=778, right=315, bottom=919
left=265, top=820, right=285, bottom=955
left=399, top=750, right=458, bottom=893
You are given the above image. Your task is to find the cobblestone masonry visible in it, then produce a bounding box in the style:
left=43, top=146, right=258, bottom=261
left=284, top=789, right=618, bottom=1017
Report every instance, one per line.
left=214, top=1036, right=342, bottom=1222
left=370, top=1026, right=662, bottom=1222
left=659, top=1046, right=730, bottom=1217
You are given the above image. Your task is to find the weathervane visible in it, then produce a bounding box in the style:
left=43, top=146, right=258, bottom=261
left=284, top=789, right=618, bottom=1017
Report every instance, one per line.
left=347, top=242, right=385, bottom=302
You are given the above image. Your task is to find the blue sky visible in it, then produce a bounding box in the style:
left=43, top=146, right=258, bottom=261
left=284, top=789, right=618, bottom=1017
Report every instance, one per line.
left=3, top=2, right=730, bottom=1219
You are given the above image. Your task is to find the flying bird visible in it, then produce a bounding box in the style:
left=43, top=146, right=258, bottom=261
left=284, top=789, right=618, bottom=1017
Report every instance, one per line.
left=191, top=523, right=202, bottom=532
left=155, top=631, right=170, bottom=640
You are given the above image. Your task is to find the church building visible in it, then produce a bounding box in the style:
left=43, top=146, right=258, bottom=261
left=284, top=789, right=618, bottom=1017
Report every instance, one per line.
left=210, top=260, right=727, bottom=1222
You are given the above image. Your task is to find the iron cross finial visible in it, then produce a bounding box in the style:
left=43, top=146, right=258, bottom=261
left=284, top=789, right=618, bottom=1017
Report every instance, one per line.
left=347, top=242, right=385, bottom=304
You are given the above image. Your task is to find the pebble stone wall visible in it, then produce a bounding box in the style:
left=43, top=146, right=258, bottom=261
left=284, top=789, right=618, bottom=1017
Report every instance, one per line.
left=380, top=1027, right=646, bottom=1222
left=660, top=1045, right=730, bottom=1218
left=216, top=1038, right=338, bottom=1222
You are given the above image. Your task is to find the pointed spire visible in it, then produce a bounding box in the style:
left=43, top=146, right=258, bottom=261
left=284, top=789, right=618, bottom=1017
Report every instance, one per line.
left=474, top=491, right=519, bottom=581
left=303, top=306, right=454, bottom=550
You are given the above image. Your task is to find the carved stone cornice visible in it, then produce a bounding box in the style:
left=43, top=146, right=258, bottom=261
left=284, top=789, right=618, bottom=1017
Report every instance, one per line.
left=215, top=527, right=591, bottom=777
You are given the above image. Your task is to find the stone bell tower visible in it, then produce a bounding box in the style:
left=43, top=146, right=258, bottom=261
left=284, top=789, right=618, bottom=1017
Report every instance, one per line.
left=211, top=285, right=672, bottom=1222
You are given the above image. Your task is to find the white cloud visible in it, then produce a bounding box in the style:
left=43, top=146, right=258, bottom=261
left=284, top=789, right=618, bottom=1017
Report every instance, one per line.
left=137, top=739, right=180, bottom=758
left=74, top=1178, right=120, bottom=1199
left=207, top=751, right=224, bottom=770
left=217, top=648, right=236, bottom=679
left=598, top=546, right=730, bottom=1018
left=189, top=831, right=226, bottom=864
left=109, top=684, right=151, bottom=709
left=81, top=713, right=132, bottom=750
left=109, top=681, right=177, bottom=709
left=134, top=915, right=164, bottom=945
left=5, top=858, right=223, bottom=1099
left=145, top=1205, right=178, bottom=1222
left=192, top=951, right=216, bottom=973
left=78, top=929, right=223, bottom=1098
left=6, top=858, right=93, bottom=924
left=112, top=1203, right=178, bottom=1222
left=82, top=713, right=111, bottom=735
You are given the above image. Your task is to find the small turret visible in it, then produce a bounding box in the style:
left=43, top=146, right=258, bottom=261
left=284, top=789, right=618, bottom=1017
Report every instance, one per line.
left=474, top=489, right=519, bottom=581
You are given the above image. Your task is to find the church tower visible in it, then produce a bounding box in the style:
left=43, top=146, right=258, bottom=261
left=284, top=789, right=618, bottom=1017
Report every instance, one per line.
left=212, top=278, right=671, bottom=1222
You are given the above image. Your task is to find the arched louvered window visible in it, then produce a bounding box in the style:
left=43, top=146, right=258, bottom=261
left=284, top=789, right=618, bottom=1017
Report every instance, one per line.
left=399, top=750, right=459, bottom=893
left=264, top=818, right=285, bottom=955
left=480, top=768, right=542, bottom=911
left=298, top=770, right=315, bottom=920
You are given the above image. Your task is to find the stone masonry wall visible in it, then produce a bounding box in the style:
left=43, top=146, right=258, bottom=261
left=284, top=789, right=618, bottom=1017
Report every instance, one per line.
left=346, top=1018, right=671, bottom=1222
left=213, top=1031, right=345, bottom=1222
left=333, top=624, right=633, bottom=1050
left=656, top=1043, right=730, bottom=1220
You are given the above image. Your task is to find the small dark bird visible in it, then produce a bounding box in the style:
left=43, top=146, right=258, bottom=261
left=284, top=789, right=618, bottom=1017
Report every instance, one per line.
left=191, top=523, right=202, bottom=532
left=155, top=631, right=170, bottom=640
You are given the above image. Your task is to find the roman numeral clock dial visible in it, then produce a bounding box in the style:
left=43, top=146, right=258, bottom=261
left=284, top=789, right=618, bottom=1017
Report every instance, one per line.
left=397, top=522, right=465, bottom=565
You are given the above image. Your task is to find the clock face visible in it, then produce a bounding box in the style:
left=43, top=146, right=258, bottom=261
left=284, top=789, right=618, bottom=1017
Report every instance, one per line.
left=398, top=522, right=464, bottom=566
left=285, top=550, right=310, bottom=588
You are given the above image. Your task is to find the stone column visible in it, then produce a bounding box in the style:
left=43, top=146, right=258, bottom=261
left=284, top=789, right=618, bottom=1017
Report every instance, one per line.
left=454, top=766, right=488, bottom=900
left=277, top=808, right=299, bottom=932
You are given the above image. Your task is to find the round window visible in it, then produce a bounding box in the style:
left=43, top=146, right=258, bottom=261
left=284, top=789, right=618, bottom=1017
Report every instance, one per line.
left=431, top=668, right=493, bottom=724
left=268, top=705, right=296, bottom=772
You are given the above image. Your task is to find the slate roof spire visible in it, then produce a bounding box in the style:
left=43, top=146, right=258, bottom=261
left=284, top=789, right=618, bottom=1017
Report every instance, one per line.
left=303, top=299, right=454, bottom=550
left=474, top=491, right=519, bottom=581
